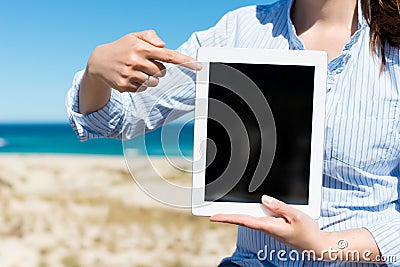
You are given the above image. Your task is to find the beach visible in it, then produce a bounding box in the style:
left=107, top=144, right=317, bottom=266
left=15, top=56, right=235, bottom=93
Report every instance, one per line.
left=0, top=154, right=237, bottom=267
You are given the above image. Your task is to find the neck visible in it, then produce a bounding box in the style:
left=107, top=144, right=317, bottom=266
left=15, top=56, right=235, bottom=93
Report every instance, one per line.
left=292, top=0, right=358, bottom=34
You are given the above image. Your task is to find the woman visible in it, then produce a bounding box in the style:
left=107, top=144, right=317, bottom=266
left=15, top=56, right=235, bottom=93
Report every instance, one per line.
left=66, top=0, right=400, bottom=266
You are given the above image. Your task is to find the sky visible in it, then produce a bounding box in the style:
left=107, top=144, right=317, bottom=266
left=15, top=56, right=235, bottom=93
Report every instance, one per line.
left=0, top=0, right=276, bottom=123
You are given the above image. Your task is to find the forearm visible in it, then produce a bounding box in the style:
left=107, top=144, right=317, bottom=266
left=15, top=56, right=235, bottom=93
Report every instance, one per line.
left=315, top=228, right=382, bottom=263
left=79, top=67, right=112, bottom=115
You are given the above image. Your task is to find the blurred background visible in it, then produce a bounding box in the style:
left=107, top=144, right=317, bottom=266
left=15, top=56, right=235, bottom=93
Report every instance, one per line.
left=0, top=0, right=274, bottom=266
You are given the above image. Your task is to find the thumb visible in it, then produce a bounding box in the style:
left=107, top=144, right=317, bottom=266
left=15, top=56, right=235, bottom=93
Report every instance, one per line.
left=261, top=195, right=298, bottom=222
left=135, top=30, right=165, bottom=48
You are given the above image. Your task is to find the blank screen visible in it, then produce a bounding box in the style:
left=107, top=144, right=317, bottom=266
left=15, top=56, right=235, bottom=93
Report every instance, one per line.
left=204, top=63, right=315, bottom=204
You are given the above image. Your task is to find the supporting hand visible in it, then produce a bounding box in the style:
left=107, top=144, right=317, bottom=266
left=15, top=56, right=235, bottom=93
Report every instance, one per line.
left=210, top=195, right=326, bottom=253
left=211, top=196, right=383, bottom=263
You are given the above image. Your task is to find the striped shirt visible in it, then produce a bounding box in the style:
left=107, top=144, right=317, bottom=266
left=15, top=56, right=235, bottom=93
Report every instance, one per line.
left=66, top=0, right=400, bottom=266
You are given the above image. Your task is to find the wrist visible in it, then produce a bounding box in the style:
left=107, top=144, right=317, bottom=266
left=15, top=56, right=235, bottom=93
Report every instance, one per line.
left=82, top=65, right=110, bottom=93
left=312, top=231, right=334, bottom=257
left=79, top=65, right=112, bottom=115
left=298, top=230, right=334, bottom=261
left=312, top=231, right=352, bottom=261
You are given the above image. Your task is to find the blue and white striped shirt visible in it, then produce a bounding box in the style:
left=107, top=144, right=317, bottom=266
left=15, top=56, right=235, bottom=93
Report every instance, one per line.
left=66, top=0, right=400, bottom=266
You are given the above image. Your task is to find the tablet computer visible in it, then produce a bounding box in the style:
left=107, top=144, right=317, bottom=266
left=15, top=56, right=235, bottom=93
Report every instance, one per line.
left=192, top=47, right=327, bottom=219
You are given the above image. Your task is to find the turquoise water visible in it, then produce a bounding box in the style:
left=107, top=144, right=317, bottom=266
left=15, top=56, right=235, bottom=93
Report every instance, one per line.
left=0, top=124, right=194, bottom=156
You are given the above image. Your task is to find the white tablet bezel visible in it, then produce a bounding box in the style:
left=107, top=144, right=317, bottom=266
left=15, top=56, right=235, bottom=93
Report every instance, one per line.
left=192, top=47, right=327, bottom=219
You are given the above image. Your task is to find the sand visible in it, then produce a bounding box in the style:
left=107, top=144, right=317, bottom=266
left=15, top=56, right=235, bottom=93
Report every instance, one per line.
left=0, top=154, right=237, bottom=267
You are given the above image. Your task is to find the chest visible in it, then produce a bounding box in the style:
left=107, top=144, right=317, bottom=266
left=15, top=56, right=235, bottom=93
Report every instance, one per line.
left=324, top=60, right=400, bottom=173
left=297, top=27, right=358, bottom=63
left=232, top=21, right=400, bottom=174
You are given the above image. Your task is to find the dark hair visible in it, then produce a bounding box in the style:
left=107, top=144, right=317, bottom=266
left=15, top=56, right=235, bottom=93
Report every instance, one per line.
left=361, top=0, right=400, bottom=71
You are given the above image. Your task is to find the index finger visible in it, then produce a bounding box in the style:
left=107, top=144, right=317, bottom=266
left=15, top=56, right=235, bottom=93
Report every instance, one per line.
left=210, top=214, right=275, bottom=232
left=147, top=47, right=203, bottom=71
left=210, top=214, right=286, bottom=234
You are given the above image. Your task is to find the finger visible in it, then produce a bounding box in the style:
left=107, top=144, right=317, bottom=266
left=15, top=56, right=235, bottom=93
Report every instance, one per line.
left=147, top=47, right=203, bottom=71
left=261, top=195, right=302, bottom=223
left=136, top=60, right=166, bottom=78
left=126, top=81, right=150, bottom=93
left=152, top=60, right=167, bottom=77
left=211, top=214, right=261, bottom=228
left=210, top=214, right=282, bottom=233
left=146, top=75, right=159, bottom=87
left=134, top=30, right=165, bottom=48
left=118, top=83, right=142, bottom=93
left=130, top=71, right=159, bottom=88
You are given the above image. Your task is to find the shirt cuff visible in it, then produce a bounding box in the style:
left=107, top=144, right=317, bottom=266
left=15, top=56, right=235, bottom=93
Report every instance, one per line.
left=363, top=218, right=400, bottom=266
left=65, top=70, right=124, bottom=141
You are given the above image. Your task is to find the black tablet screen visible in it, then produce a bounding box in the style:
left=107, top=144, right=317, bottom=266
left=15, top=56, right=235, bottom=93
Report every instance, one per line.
left=204, top=63, right=315, bottom=204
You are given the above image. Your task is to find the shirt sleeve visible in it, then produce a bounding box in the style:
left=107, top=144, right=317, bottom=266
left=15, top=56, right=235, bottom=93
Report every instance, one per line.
left=363, top=216, right=400, bottom=266
left=65, top=12, right=234, bottom=141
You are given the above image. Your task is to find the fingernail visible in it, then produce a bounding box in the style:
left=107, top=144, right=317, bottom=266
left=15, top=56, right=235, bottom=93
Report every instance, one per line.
left=262, top=195, right=274, bottom=205
left=193, top=62, right=203, bottom=71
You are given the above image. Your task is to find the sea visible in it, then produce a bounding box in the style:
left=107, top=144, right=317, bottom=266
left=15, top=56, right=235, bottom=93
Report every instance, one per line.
left=0, top=123, right=194, bottom=156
